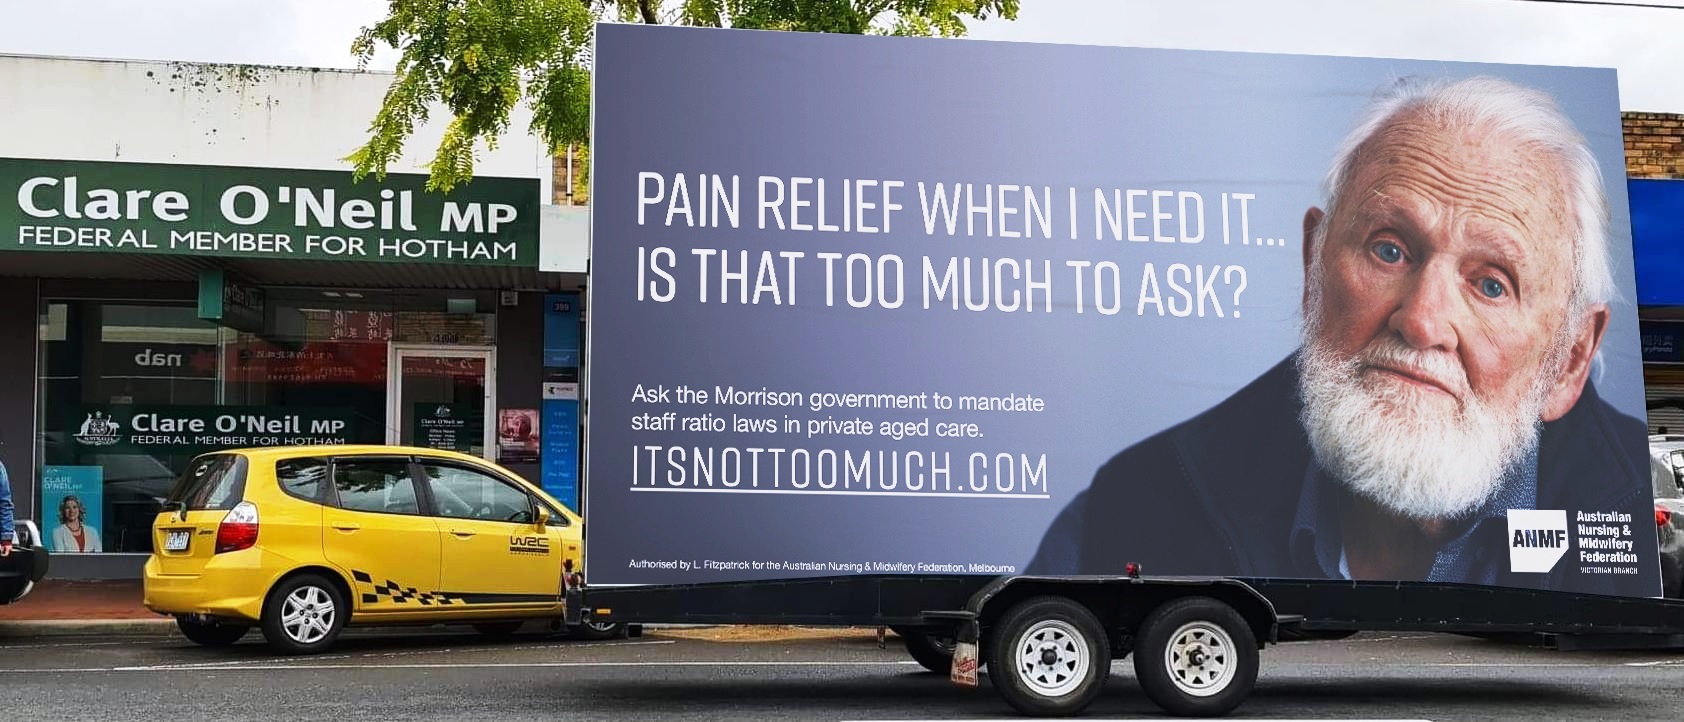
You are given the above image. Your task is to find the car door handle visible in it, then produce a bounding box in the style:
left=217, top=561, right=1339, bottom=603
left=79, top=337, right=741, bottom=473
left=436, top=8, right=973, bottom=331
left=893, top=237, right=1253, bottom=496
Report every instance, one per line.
left=331, top=523, right=361, bottom=532
left=450, top=529, right=476, bottom=538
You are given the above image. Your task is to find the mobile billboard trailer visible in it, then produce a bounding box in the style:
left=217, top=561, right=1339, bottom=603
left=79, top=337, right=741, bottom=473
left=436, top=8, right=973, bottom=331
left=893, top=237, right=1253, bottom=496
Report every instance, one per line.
left=571, top=23, right=1684, bottom=717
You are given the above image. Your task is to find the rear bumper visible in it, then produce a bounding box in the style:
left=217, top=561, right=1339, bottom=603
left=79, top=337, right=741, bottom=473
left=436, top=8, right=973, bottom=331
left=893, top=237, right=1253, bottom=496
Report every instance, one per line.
left=142, top=550, right=294, bottom=623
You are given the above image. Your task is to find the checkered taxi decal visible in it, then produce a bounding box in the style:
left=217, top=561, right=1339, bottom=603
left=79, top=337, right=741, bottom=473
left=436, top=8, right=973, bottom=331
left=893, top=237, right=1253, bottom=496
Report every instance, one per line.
left=350, top=570, right=561, bottom=607
left=352, top=570, right=463, bottom=606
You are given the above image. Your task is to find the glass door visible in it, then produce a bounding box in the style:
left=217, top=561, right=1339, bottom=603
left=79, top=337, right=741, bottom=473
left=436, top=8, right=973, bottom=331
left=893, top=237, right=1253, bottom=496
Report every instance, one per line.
left=386, top=344, right=496, bottom=459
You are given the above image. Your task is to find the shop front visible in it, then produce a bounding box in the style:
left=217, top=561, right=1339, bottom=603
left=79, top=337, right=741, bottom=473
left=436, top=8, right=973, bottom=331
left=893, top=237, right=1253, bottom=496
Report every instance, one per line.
left=2, top=155, right=579, bottom=578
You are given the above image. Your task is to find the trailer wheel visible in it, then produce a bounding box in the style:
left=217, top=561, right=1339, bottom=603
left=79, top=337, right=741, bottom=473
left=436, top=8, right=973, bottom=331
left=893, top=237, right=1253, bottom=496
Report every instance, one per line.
left=987, top=595, right=1110, bottom=717
left=569, top=619, right=628, bottom=640
left=901, top=629, right=958, bottom=674
left=1133, top=596, right=1258, bottom=717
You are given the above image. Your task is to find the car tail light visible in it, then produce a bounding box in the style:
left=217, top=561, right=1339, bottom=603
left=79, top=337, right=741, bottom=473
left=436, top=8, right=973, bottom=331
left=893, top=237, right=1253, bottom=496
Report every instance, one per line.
left=1659, top=506, right=1673, bottom=528
left=215, top=501, right=259, bottom=554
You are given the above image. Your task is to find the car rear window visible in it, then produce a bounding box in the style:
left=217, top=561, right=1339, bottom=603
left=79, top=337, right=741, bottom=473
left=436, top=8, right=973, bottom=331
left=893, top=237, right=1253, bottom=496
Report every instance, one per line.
left=332, top=459, right=420, bottom=515
left=167, top=454, right=249, bottom=511
left=277, top=458, right=329, bottom=502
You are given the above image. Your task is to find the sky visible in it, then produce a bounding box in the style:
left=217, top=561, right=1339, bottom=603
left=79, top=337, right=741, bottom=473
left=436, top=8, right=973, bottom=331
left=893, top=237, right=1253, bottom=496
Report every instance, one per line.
left=2, top=0, right=1684, bottom=110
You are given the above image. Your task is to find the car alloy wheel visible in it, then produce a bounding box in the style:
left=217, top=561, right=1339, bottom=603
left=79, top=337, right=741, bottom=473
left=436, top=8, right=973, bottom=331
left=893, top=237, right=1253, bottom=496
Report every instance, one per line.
left=280, top=585, right=337, bottom=645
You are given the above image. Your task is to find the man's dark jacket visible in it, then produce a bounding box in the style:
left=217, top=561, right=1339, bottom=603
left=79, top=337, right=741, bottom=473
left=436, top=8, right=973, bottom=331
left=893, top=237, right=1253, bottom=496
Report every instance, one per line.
left=1025, top=353, right=1660, bottom=598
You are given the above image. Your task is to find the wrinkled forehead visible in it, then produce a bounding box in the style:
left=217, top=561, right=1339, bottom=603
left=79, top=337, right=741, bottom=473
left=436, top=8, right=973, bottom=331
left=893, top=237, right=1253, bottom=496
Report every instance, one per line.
left=1335, top=112, right=1577, bottom=250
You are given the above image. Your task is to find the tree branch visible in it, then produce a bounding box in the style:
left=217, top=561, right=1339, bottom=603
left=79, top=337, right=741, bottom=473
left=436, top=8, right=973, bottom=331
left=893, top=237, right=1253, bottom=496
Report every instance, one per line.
left=861, top=0, right=892, bottom=23
left=638, top=0, right=659, bottom=22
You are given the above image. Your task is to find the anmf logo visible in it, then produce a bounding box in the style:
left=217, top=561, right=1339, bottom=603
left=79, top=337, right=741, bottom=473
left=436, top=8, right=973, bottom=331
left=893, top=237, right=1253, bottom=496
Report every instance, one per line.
left=1507, top=510, right=1569, bottom=574
left=1513, top=529, right=1565, bottom=548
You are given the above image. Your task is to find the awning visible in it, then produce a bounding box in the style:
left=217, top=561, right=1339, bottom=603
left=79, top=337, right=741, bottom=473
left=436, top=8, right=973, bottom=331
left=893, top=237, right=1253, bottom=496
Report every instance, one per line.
left=1632, top=178, right=1684, bottom=307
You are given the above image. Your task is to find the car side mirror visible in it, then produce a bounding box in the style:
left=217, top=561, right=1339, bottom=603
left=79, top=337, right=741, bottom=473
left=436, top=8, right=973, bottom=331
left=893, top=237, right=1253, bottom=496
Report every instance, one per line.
left=535, top=505, right=551, bottom=530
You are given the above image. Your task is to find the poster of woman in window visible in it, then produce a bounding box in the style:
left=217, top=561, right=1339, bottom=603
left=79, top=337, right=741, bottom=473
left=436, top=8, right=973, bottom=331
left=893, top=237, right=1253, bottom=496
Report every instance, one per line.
left=42, top=466, right=103, bottom=553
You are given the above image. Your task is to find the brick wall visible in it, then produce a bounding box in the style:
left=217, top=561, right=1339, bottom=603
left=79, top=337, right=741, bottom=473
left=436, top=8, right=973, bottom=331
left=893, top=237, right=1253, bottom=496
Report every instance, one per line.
left=1624, top=112, right=1684, bottom=178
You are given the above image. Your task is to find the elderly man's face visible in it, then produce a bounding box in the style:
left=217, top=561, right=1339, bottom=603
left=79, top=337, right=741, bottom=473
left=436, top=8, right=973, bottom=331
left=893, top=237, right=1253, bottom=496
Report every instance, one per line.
left=1298, top=113, right=1609, bottom=519
left=1309, top=115, right=1596, bottom=423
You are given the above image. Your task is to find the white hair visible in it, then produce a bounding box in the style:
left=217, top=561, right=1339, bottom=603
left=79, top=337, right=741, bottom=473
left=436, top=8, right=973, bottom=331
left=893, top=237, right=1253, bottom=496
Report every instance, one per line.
left=1317, top=75, right=1617, bottom=314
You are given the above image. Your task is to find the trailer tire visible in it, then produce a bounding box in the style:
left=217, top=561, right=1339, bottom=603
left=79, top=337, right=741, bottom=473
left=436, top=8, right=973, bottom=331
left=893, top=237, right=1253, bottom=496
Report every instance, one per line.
left=987, top=595, right=1110, bottom=717
left=569, top=619, right=628, bottom=640
left=902, top=629, right=959, bottom=674
left=1133, top=596, right=1258, bottom=718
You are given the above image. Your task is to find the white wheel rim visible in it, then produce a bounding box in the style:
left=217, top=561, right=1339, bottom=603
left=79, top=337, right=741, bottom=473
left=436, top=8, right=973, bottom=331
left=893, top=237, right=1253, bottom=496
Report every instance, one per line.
left=586, top=620, right=617, bottom=632
left=1165, top=621, right=1237, bottom=698
left=280, top=586, right=335, bottom=645
left=1014, top=619, right=1089, bottom=697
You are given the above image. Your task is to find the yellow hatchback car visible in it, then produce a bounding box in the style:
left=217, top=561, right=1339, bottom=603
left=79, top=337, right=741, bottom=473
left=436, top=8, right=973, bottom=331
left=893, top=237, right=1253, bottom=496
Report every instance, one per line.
left=143, top=445, right=613, bottom=654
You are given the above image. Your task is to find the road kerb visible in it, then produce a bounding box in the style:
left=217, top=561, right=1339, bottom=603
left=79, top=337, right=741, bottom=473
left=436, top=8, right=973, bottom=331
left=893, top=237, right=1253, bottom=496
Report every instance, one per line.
left=0, top=618, right=179, bottom=639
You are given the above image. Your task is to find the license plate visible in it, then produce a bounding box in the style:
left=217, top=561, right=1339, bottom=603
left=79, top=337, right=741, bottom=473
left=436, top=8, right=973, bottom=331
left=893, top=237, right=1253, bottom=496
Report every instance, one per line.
left=163, top=530, right=191, bottom=552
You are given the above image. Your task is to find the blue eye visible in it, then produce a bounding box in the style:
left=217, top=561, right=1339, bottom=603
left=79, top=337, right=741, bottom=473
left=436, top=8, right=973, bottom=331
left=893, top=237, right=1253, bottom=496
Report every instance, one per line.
left=1374, top=242, right=1404, bottom=263
left=1479, top=277, right=1506, bottom=299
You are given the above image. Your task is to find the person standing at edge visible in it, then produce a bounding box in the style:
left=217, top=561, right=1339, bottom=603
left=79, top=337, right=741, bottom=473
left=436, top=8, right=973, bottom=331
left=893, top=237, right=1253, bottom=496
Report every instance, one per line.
left=0, top=432, right=15, bottom=557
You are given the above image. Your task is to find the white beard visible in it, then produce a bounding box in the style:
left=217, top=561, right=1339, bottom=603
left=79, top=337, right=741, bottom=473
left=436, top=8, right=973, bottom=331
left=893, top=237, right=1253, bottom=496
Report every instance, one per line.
left=1296, top=288, right=1569, bottom=521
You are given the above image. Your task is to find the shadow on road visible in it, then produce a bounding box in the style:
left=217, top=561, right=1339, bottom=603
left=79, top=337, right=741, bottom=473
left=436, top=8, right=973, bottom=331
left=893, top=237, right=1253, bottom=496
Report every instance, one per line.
left=151, top=626, right=603, bottom=659
left=1251, top=676, right=1614, bottom=705
left=575, top=666, right=1628, bottom=718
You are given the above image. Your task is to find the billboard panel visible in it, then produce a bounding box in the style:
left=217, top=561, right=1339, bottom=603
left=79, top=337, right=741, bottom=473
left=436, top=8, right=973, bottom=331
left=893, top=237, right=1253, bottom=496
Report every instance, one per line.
left=585, top=24, right=1659, bottom=598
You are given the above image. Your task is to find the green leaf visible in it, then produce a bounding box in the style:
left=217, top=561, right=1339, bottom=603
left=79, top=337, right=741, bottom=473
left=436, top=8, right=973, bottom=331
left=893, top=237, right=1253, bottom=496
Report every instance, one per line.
left=352, top=0, right=1017, bottom=192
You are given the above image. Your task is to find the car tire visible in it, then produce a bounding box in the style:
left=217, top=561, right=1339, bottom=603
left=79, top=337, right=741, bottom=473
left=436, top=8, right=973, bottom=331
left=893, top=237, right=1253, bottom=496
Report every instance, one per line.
left=260, top=573, right=347, bottom=655
left=175, top=615, right=249, bottom=647
left=473, top=621, right=524, bottom=640
left=1133, top=596, right=1259, bottom=718
left=569, top=619, right=627, bottom=641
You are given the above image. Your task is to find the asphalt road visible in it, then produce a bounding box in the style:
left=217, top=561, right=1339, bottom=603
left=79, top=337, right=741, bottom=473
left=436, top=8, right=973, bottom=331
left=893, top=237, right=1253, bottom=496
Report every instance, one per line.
left=1, top=627, right=1682, bottom=720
